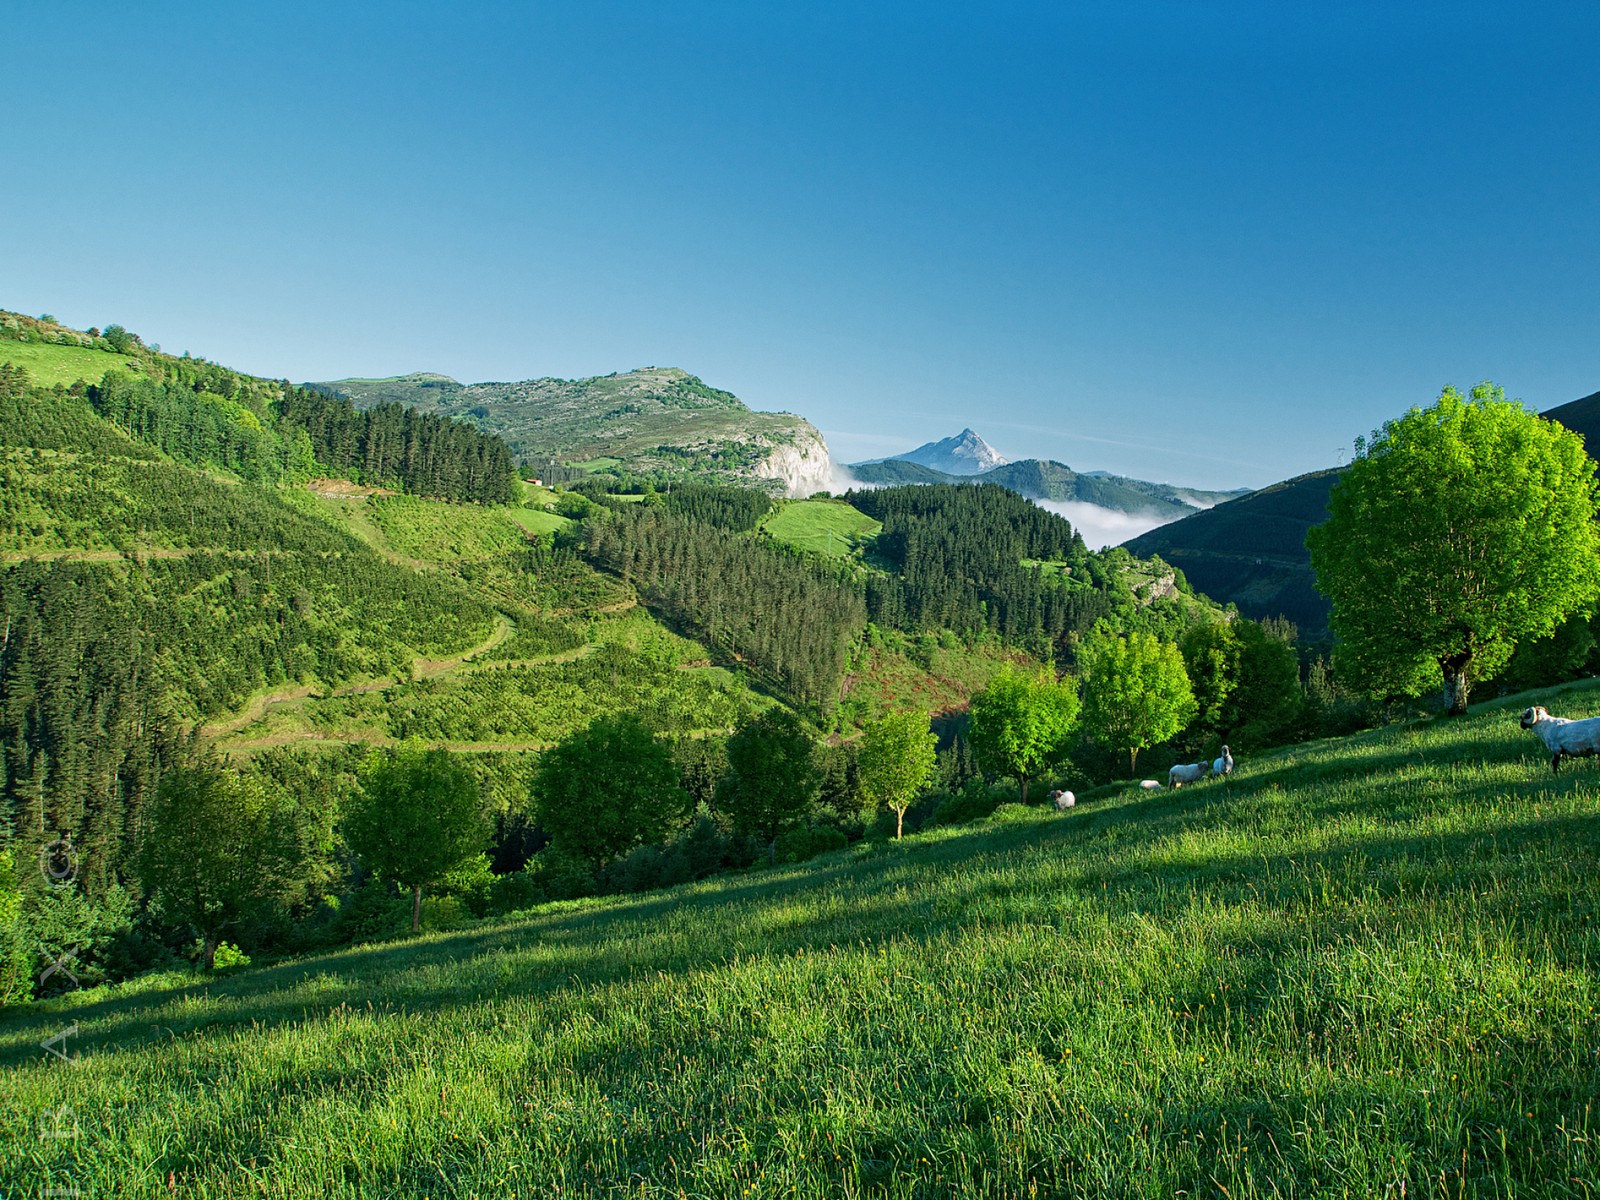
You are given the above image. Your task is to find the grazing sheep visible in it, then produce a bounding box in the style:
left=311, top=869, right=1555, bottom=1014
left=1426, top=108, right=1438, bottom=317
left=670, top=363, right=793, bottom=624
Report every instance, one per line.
left=1168, top=761, right=1211, bottom=788
left=1520, top=705, right=1600, bottom=773
left=1051, top=789, right=1076, bottom=810
left=1138, top=779, right=1163, bottom=791
left=1212, top=745, right=1234, bottom=777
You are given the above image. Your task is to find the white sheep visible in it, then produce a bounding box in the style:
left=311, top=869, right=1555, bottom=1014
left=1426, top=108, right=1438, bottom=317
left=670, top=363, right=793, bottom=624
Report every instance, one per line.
left=1212, top=745, right=1234, bottom=777
left=1520, top=705, right=1600, bottom=774
left=1138, top=779, right=1163, bottom=791
left=1167, top=761, right=1211, bottom=788
left=1051, top=789, right=1076, bottom=810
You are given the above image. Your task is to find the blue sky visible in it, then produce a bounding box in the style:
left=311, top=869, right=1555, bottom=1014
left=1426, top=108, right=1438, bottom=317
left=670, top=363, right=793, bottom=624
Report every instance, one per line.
left=6, top=2, right=1597, bottom=489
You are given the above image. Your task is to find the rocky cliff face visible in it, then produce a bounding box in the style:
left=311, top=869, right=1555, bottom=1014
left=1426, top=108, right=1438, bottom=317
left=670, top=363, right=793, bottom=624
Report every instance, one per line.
left=752, top=426, right=833, bottom=497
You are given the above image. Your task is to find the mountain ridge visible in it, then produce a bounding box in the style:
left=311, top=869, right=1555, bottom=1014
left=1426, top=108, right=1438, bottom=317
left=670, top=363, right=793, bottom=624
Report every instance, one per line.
left=847, top=448, right=1246, bottom=519
left=308, top=366, right=831, bottom=496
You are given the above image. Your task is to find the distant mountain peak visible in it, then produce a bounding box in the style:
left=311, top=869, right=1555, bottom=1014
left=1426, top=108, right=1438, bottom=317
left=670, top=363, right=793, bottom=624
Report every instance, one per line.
left=890, top=428, right=1007, bottom=475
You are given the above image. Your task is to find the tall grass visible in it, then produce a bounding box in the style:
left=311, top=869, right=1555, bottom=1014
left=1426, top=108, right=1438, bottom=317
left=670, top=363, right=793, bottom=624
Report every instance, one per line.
left=4, top=685, right=1598, bottom=1197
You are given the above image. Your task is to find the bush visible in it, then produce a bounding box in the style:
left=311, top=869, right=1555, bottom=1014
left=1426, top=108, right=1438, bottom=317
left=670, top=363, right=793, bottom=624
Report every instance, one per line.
left=487, top=870, right=544, bottom=915
left=774, top=824, right=848, bottom=864
left=989, top=802, right=1034, bottom=823
left=330, top=878, right=412, bottom=944
left=525, top=849, right=596, bottom=902
left=419, top=895, right=473, bottom=931
left=437, top=853, right=496, bottom=918
left=211, top=941, right=252, bottom=971
left=927, top=780, right=1003, bottom=829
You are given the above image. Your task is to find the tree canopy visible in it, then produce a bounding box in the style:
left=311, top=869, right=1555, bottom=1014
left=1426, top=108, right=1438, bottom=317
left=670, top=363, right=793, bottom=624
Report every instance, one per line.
left=138, top=763, right=307, bottom=969
left=1079, top=628, right=1196, bottom=776
left=1306, top=384, right=1600, bottom=714
left=966, top=666, right=1081, bottom=803
left=857, top=710, right=938, bottom=838
left=533, top=713, right=689, bottom=865
left=719, top=709, right=821, bottom=847
left=344, top=744, right=488, bottom=932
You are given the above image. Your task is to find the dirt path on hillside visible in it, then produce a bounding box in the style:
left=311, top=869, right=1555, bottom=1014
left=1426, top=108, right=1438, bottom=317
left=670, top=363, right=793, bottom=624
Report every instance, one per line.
left=204, top=613, right=513, bottom=738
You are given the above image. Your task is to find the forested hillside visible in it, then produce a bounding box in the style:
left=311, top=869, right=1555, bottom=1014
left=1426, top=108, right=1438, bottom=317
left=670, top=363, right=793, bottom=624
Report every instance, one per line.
left=0, top=308, right=1357, bottom=1027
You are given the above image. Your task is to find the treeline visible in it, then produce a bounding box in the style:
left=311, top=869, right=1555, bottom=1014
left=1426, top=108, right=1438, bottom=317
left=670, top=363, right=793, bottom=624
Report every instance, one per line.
left=663, top=481, right=774, bottom=531
left=279, top=390, right=516, bottom=504
left=847, top=483, right=1117, bottom=656
left=583, top=505, right=865, bottom=710
left=83, top=367, right=516, bottom=504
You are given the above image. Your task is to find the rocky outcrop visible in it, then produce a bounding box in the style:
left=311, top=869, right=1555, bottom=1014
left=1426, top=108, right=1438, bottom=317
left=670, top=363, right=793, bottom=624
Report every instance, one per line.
left=753, top=426, right=833, bottom=497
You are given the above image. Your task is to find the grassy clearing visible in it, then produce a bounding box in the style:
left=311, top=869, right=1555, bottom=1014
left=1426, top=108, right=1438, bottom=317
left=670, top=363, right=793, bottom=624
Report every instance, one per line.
left=0, top=340, right=141, bottom=388
left=509, top=506, right=571, bottom=536
left=6, top=685, right=1600, bottom=1197
left=763, top=498, right=882, bottom=558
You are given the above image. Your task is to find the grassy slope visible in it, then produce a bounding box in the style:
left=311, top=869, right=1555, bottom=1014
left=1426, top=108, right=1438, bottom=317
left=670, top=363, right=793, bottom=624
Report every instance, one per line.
left=0, top=340, right=144, bottom=387
left=6, top=685, right=1598, bottom=1197
left=761, top=498, right=883, bottom=558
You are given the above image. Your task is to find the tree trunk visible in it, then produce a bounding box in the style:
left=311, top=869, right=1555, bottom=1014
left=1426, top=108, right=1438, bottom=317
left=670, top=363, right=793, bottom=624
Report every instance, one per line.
left=411, top=884, right=423, bottom=933
left=1019, top=774, right=1029, bottom=804
left=895, top=808, right=904, bottom=839
left=202, top=935, right=218, bottom=972
left=1129, top=747, right=1139, bottom=777
left=1442, top=656, right=1471, bottom=716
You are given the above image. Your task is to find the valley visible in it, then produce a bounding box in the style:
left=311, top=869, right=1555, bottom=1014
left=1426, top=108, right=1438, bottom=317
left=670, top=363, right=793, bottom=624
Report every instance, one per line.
left=2, top=311, right=1597, bottom=1199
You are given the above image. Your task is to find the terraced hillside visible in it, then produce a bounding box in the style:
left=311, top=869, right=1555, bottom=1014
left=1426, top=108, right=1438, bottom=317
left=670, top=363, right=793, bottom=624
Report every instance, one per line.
left=5, top=679, right=1597, bottom=1197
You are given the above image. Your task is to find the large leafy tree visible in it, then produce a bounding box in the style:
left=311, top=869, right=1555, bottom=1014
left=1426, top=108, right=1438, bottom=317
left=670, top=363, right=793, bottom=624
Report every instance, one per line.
left=345, top=744, right=488, bottom=933
left=139, top=763, right=307, bottom=968
left=966, top=666, right=1081, bottom=803
left=1179, top=617, right=1301, bottom=751
left=719, top=709, right=821, bottom=847
left=534, top=714, right=689, bottom=865
left=1307, top=384, right=1600, bottom=714
left=1079, top=629, right=1196, bottom=776
left=858, top=710, right=938, bottom=839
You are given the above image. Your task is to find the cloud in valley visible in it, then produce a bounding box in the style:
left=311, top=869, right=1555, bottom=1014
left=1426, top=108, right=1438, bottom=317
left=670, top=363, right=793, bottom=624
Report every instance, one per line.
left=1031, top=500, right=1183, bottom=550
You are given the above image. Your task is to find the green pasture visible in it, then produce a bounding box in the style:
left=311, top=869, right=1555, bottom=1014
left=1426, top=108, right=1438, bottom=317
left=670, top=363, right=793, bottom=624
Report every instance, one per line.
left=508, top=506, right=571, bottom=537
left=0, top=340, right=141, bottom=388
left=571, top=456, right=622, bottom=472
left=6, top=682, right=1600, bottom=1196
left=763, top=498, right=882, bottom=558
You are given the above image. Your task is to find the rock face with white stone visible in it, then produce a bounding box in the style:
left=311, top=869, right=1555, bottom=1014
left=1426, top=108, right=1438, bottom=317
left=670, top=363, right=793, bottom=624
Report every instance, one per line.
left=753, top=426, right=833, bottom=497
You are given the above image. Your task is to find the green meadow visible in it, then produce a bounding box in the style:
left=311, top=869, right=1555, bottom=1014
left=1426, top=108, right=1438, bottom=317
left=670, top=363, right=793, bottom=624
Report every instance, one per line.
left=5, top=684, right=1599, bottom=1197
left=763, top=498, right=883, bottom=558
left=0, top=340, right=141, bottom=388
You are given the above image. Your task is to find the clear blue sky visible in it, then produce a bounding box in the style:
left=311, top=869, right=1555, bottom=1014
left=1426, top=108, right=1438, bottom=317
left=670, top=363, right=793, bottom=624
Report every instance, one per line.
left=6, top=2, right=1597, bottom=489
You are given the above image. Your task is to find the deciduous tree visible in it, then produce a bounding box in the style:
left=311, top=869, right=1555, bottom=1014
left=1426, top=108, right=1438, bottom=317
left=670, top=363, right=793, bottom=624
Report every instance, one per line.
left=966, top=666, right=1080, bottom=803
left=1079, top=629, right=1196, bottom=776
left=139, top=763, right=306, bottom=968
left=345, top=744, right=487, bottom=933
left=858, top=710, right=938, bottom=838
left=1306, top=384, right=1600, bottom=714
left=719, top=709, right=821, bottom=848
left=534, top=714, right=689, bottom=865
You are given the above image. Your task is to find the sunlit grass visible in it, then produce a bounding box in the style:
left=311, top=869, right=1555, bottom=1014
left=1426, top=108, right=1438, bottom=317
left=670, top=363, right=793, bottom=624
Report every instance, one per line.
left=0, top=341, right=139, bottom=388
left=4, top=682, right=1600, bottom=1197
left=763, top=499, right=882, bottom=558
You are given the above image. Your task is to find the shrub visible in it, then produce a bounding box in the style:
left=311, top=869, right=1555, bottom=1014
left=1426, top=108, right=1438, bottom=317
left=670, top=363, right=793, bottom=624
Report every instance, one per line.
left=487, top=870, right=544, bottom=915
left=211, top=941, right=252, bottom=971
left=774, top=825, right=848, bottom=864
left=927, top=780, right=1003, bottom=829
